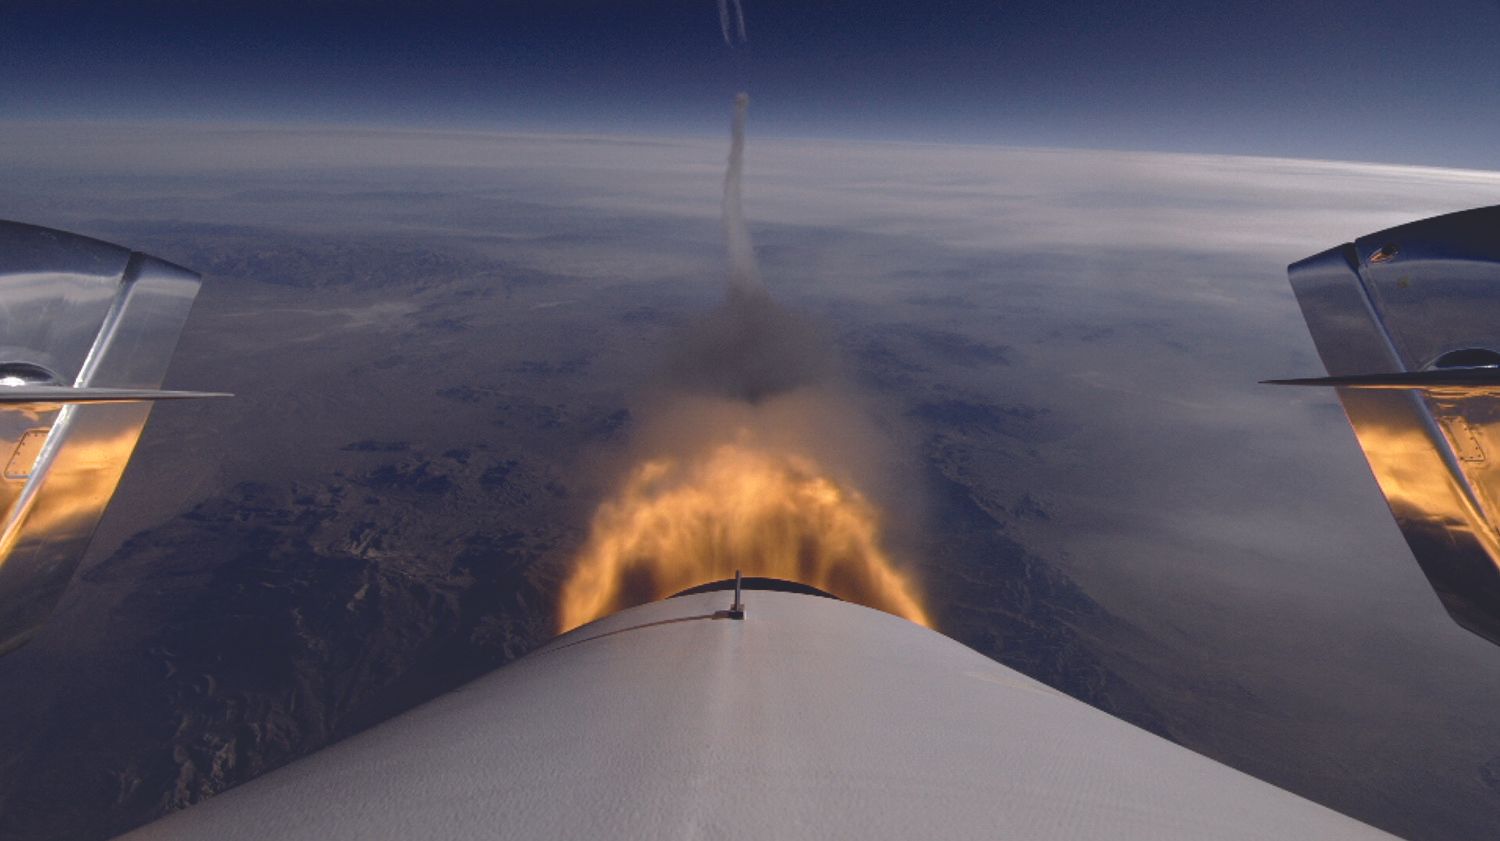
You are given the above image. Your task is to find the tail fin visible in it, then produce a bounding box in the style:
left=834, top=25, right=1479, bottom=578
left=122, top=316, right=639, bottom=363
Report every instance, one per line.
left=0, top=221, right=222, bottom=654
left=1280, top=205, right=1500, bottom=646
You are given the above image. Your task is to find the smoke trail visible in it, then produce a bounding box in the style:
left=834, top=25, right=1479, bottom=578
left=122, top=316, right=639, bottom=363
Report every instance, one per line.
left=665, top=92, right=831, bottom=403
left=718, top=0, right=748, bottom=45
left=723, top=92, right=760, bottom=296
left=732, top=0, right=747, bottom=43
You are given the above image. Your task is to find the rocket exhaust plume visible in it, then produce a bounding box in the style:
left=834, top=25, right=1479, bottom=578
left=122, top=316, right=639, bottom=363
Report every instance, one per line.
left=556, top=94, right=930, bottom=633
left=557, top=435, right=931, bottom=632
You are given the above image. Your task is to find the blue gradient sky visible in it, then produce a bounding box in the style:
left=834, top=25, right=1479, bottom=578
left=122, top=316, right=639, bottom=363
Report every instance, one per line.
left=3, top=0, right=1500, bottom=168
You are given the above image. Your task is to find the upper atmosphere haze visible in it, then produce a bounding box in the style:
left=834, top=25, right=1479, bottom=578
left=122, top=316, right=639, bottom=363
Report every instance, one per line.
left=2, top=0, right=1499, bottom=168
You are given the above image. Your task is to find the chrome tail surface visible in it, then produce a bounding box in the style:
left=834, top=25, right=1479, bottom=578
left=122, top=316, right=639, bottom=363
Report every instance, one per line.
left=0, top=221, right=220, bottom=654
left=1280, top=205, right=1500, bottom=646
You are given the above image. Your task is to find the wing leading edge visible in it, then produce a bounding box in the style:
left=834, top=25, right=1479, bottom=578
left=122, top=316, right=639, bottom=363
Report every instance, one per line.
left=117, top=590, right=1393, bottom=840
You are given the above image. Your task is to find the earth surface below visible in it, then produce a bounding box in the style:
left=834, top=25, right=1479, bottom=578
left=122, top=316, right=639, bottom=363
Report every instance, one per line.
left=1, top=125, right=1499, bottom=840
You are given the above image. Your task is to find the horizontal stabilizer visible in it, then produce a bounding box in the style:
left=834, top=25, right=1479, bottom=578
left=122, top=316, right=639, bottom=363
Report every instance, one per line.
left=1263, top=368, right=1500, bottom=392
left=0, top=386, right=229, bottom=405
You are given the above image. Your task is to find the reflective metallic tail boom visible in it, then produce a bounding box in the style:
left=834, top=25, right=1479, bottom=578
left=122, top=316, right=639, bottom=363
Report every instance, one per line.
left=1279, top=205, right=1500, bottom=646
left=0, top=220, right=222, bottom=654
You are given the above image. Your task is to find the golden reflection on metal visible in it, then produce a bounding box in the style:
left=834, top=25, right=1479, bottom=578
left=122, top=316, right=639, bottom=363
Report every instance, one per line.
left=1339, top=388, right=1500, bottom=616
left=5, top=428, right=50, bottom=480
left=0, top=412, right=148, bottom=559
left=1345, top=394, right=1490, bottom=538
left=558, top=435, right=931, bottom=633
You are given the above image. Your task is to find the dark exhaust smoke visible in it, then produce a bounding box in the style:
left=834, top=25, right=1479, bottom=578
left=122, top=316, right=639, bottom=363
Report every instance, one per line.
left=668, top=93, right=832, bottom=402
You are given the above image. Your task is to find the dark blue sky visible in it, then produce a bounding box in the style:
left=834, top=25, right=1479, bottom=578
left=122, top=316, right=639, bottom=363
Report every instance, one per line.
left=3, top=0, right=1500, bottom=167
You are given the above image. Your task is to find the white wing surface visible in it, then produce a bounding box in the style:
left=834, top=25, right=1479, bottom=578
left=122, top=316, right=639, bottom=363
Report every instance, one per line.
left=119, top=589, right=1392, bottom=841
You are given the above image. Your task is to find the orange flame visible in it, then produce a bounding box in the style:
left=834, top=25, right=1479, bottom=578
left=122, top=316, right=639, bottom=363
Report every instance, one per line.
left=558, top=436, right=930, bottom=632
